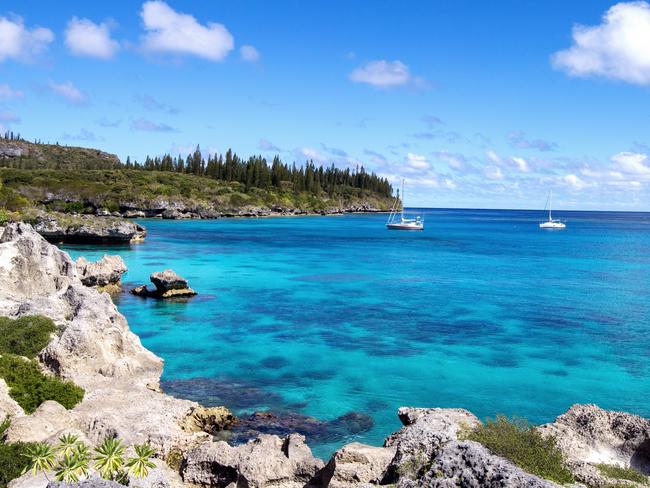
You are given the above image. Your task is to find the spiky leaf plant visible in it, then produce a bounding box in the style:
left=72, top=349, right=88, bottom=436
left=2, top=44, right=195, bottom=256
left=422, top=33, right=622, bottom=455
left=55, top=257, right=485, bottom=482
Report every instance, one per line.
left=93, top=437, right=125, bottom=480
left=126, top=443, right=157, bottom=479
left=22, top=443, right=56, bottom=479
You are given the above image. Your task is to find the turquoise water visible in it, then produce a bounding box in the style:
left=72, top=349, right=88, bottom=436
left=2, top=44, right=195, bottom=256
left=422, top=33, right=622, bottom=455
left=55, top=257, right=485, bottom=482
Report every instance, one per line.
left=62, top=209, right=650, bottom=458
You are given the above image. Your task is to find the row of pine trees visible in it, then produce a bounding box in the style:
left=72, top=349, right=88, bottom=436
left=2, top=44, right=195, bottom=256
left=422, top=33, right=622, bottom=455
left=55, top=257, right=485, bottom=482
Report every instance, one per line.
left=124, top=146, right=392, bottom=197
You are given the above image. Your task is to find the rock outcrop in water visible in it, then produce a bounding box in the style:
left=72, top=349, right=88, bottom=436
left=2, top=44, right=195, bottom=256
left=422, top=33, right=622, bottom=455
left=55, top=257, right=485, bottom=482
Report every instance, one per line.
left=76, top=254, right=127, bottom=292
left=132, top=269, right=197, bottom=298
left=26, top=210, right=146, bottom=244
left=3, top=223, right=650, bottom=488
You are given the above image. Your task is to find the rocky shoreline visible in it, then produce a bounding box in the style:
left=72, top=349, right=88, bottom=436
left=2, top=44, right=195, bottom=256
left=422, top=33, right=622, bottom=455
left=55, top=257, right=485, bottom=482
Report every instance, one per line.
left=0, top=224, right=649, bottom=488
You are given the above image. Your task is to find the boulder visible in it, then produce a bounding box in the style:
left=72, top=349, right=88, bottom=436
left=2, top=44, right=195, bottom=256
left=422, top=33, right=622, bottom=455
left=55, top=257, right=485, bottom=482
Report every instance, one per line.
left=320, top=442, right=396, bottom=488
left=539, top=404, right=650, bottom=485
left=123, top=210, right=146, bottom=218
left=181, top=406, right=237, bottom=435
left=132, top=269, right=197, bottom=299
left=182, top=434, right=324, bottom=488
left=76, top=255, right=127, bottom=288
left=5, top=400, right=79, bottom=443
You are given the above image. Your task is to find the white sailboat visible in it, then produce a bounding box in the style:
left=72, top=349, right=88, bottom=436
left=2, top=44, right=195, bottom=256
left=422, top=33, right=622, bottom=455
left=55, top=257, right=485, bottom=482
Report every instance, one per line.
left=539, top=190, right=566, bottom=229
left=386, top=179, right=424, bottom=230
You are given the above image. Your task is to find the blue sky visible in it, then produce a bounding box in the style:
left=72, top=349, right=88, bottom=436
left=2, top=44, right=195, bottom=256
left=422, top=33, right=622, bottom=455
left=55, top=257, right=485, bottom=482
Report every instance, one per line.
left=2, top=0, right=650, bottom=210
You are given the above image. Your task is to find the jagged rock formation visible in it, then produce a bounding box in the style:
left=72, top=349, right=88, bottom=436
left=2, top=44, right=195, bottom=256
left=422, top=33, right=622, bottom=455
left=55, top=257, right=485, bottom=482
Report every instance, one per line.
left=539, top=404, right=650, bottom=486
left=0, top=377, right=24, bottom=419
left=132, top=269, right=197, bottom=298
left=182, top=434, right=325, bottom=488
left=320, top=443, right=396, bottom=488
left=76, top=254, right=127, bottom=291
left=181, top=406, right=237, bottom=435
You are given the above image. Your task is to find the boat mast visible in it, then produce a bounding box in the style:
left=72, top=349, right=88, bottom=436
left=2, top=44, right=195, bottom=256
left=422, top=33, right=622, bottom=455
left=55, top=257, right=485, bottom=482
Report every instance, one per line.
left=549, top=190, right=553, bottom=221
left=401, top=179, right=405, bottom=221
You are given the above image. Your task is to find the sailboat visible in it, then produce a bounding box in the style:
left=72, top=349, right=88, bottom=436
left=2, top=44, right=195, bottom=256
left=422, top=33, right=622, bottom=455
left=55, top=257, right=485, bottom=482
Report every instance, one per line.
left=386, top=179, right=424, bottom=230
left=539, top=190, right=566, bottom=229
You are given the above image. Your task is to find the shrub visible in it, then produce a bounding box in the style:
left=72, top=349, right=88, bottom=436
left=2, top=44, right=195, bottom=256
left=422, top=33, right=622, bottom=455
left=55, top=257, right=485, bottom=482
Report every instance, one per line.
left=0, top=187, right=29, bottom=211
left=596, top=463, right=649, bottom=484
left=465, top=415, right=574, bottom=484
left=0, top=209, right=8, bottom=225
left=0, top=354, right=84, bottom=413
left=0, top=441, right=36, bottom=488
left=0, top=315, right=56, bottom=357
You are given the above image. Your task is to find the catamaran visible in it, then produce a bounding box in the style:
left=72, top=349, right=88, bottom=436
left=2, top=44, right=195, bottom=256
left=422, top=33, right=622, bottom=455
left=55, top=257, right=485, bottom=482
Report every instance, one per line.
left=539, top=190, right=566, bottom=229
left=386, top=179, right=424, bottom=230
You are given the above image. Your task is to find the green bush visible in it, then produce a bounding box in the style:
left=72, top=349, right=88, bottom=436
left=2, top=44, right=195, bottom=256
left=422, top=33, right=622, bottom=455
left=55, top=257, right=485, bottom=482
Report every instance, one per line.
left=0, top=209, right=8, bottom=225
left=465, top=415, right=574, bottom=484
left=0, top=417, right=37, bottom=488
left=596, top=463, right=649, bottom=484
left=0, top=355, right=84, bottom=414
left=0, top=187, right=28, bottom=211
left=0, top=315, right=56, bottom=357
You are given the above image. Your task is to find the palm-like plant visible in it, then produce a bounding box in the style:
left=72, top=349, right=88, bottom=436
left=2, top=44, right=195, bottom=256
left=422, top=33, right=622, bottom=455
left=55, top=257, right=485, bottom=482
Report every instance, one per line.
left=94, top=437, right=125, bottom=480
left=126, top=443, right=157, bottom=478
left=55, top=453, right=84, bottom=484
left=73, top=443, right=91, bottom=478
left=57, top=433, right=80, bottom=457
left=22, top=442, right=56, bottom=480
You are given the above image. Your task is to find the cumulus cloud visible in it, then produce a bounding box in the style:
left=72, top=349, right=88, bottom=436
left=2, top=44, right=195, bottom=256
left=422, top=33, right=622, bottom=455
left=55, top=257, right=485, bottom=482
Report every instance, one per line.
left=140, top=1, right=234, bottom=61
left=507, top=130, right=557, bottom=151
left=240, top=45, right=260, bottom=62
left=421, top=115, right=443, bottom=127
left=136, top=94, right=178, bottom=113
left=63, top=128, right=104, bottom=142
left=563, top=173, right=589, bottom=189
left=97, top=118, right=121, bottom=128
left=258, top=138, right=281, bottom=152
left=611, top=151, right=650, bottom=174
left=349, top=60, right=419, bottom=87
left=321, top=143, right=348, bottom=158
left=65, top=17, right=119, bottom=59
left=0, top=15, right=54, bottom=63
left=485, top=166, right=504, bottom=180
left=433, top=150, right=467, bottom=171
left=131, top=118, right=176, bottom=132
left=296, top=147, right=328, bottom=164
left=49, top=81, right=87, bottom=104
left=0, top=84, right=24, bottom=99
left=552, top=1, right=650, bottom=85
left=486, top=150, right=530, bottom=173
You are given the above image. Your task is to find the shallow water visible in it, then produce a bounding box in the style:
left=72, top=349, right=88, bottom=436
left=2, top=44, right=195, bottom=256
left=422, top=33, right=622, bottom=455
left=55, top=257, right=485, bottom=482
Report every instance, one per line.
left=62, top=209, right=650, bottom=458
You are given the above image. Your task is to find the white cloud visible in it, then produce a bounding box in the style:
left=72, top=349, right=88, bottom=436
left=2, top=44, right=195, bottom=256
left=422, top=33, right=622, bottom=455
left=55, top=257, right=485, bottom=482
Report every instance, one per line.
left=512, top=156, right=529, bottom=172
left=297, top=147, right=327, bottom=163
left=0, top=15, right=54, bottom=63
left=552, top=1, right=650, bottom=85
left=611, top=151, right=650, bottom=174
left=258, top=138, right=281, bottom=152
left=240, top=45, right=260, bottom=62
left=486, top=149, right=501, bottom=165
left=0, top=84, right=24, bottom=99
left=485, top=166, right=504, bottom=180
left=349, top=60, right=412, bottom=87
left=65, top=17, right=119, bottom=59
left=0, top=110, right=19, bottom=122
left=140, top=1, right=234, bottom=61
left=406, top=152, right=430, bottom=170
left=49, top=81, right=87, bottom=104
left=563, top=174, right=588, bottom=189
left=433, top=150, right=467, bottom=170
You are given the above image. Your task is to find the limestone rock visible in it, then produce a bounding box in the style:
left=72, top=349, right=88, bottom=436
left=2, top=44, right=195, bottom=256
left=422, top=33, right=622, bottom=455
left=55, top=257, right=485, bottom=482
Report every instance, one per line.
left=181, top=406, right=237, bottom=435
left=5, top=400, right=79, bottom=443
left=401, top=440, right=560, bottom=488
left=320, top=442, right=396, bottom=488
left=182, top=434, right=324, bottom=488
left=28, top=211, right=145, bottom=244
left=539, top=404, right=650, bottom=485
left=76, top=255, right=127, bottom=287
left=47, top=478, right=124, bottom=488
left=0, top=377, right=24, bottom=420
left=132, top=269, right=197, bottom=299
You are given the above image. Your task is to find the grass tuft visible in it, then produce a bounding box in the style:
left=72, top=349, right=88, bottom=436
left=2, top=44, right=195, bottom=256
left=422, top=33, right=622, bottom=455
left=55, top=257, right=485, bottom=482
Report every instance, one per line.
left=596, top=463, right=649, bottom=484
left=464, top=415, right=574, bottom=485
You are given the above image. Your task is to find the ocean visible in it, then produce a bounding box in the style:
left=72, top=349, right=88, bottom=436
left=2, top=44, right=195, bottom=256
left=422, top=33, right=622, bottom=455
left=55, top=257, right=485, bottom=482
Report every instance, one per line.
left=62, top=209, right=650, bottom=458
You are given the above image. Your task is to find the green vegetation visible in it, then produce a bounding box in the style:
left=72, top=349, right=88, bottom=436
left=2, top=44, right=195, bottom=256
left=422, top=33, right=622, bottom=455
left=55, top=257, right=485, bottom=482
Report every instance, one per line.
left=597, top=463, right=649, bottom=484
left=0, top=355, right=84, bottom=413
left=23, top=435, right=157, bottom=484
left=0, top=417, right=37, bottom=488
left=0, top=137, right=394, bottom=215
left=0, top=315, right=56, bottom=357
left=464, top=415, right=574, bottom=485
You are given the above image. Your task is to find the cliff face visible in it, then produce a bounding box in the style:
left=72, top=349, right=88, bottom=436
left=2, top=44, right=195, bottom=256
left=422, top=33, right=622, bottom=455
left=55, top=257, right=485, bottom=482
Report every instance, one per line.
left=1, top=224, right=649, bottom=488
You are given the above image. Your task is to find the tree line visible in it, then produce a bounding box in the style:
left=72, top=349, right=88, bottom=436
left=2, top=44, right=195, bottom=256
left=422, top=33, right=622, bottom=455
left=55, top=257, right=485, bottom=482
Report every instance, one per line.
left=124, top=146, right=392, bottom=197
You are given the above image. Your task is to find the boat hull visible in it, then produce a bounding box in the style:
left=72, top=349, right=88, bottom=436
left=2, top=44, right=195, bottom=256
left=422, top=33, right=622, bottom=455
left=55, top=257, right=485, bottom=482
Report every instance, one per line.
left=386, top=223, right=424, bottom=231
left=539, top=221, right=566, bottom=229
